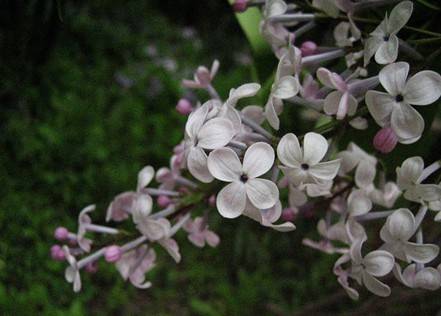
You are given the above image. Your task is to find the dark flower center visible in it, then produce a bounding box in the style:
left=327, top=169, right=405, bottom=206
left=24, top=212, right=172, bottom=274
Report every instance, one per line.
left=395, top=94, right=404, bottom=102
left=240, top=174, right=249, bottom=183
left=301, top=163, right=310, bottom=170
left=383, top=35, right=390, bottom=42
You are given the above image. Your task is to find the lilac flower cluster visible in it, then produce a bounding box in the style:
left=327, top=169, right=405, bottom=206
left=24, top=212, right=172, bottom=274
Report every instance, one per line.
left=52, top=0, right=441, bottom=299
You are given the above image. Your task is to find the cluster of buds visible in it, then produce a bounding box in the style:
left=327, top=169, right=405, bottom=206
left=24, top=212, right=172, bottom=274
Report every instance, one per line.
left=53, top=0, right=441, bottom=300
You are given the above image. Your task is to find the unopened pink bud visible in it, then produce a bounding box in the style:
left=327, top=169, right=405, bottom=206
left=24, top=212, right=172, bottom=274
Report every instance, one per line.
left=54, top=226, right=69, bottom=241
left=373, top=127, right=398, bottom=154
left=157, top=195, right=172, bottom=208
left=300, top=41, right=317, bottom=57
left=104, top=245, right=122, bottom=263
left=281, top=208, right=296, bottom=222
left=233, top=0, right=248, bottom=13
left=85, top=262, right=99, bottom=274
left=208, top=194, right=216, bottom=207
left=50, top=245, right=66, bottom=261
left=176, top=98, right=193, bottom=115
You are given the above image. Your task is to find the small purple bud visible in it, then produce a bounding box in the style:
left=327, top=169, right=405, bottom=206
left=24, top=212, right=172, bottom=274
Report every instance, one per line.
left=233, top=0, right=248, bottom=13
left=300, top=41, right=317, bottom=57
left=208, top=194, right=216, bottom=207
left=281, top=208, right=296, bottom=222
left=104, top=245, right=122, bottom=263
left=50, top=245, right=66, bottom=261
left=373, top=127, right=398, bottom=154
left=85, top=261, right=99, bottom=274
left=54, top=226, right=69, bottom=241
left=176, top=98, right=193, bottom=115
left=157, top=195, right=172, bottom=208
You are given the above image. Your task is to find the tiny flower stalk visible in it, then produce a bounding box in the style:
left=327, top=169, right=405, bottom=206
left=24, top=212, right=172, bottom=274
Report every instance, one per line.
left=302, top=49, right=345, bottom=67
left=84, top=223, right=119, bottom=235
left=144, top=188, right=180, bottom=197
left=268, top=13, right=315, bottom=24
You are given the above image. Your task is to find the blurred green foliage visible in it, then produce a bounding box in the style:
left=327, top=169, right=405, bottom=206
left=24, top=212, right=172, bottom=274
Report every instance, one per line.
left=1, top=1, right=441, bottom=315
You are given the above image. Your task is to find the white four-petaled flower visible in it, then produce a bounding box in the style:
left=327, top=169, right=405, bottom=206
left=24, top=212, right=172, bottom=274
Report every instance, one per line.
left=366, top=62, right=441, bottom=144
left=364, top=1, right=413, bottom=65
left=277, top=132, right=341, bottom=186
left=207, top=142, right=279, bottom=218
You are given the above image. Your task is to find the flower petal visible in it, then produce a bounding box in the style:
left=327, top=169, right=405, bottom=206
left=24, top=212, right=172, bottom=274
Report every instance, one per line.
left=277, top=133, right=302, bottom=168
left=404, top=242, right=439, bottom=264
left=348, top=189, right=372, bottom=217
left=197, top=118, right=234, bottom=149
left=391, top=103, right=424, bottom=141
left=365, top=91, right=395, bottom=127
left=375, top=35, right=399, bottom=65
left=137, top=166, right=154, bottom=191
left=387, top=1, right=413, bottom=34
left=207, top=147, right=242, bottom=182
left=364, top=36, right=382, bottom=66
left=415, top=267, right=441, bottom=290
left=396, top=156, right=424, bottom=189
left=362, top=272, right=391, bottom=297
left=243, top=142, right=275, bottom=178
left=303, top=132, right=328, bottom=165
left=246, top=178, right=279, bottom=210
left=272, top=76, right=300, bottom=99
left=379, top=62, right=409, bottom=96
left=216, top=182, right=246, bottom=218
left=308, top=159, right=341, bottom=180
left=404, top=70, right=441, bottom=105
left=323, top=90, right=342, bottom=116
left=355, top=160, right=376, bottom=189
left=386, top=208, right=416, bottom=241
left=185, top=103, right=208, bottom=139
left=187, top=146, right=213, bottom=183
left=363, top=250, right=394, bottom=277
left=265, top=97, right=281, bottom=130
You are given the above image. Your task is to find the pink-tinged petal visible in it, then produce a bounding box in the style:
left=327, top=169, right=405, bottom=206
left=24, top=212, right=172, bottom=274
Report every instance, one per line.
left=365, top=91, right=395, bottom=127
left=216, top=182, right=247, bottom=218
left=379, top=62, right=409, bottom=96
left=308, top=159, right=341, bottom=180
left=303, top=132, right=329, bottom=165
left=362, top=272, right=391, bottom=297
left=188, top=146, right=213, bottom=183
left=242, top=105, right=265, bottom=125
left=158, top=238, right=181, bottom=263
left=391, top=103, right=424, bottom=141
left=279, top=165, right=306, bottom=185
left=197, top=118, right=234, bottom=150
left=243, top=142, right=275, bottom=178
left=277, top=133, right=302, bottom=168
left=404, top=242, right=439, bottom=264
left=375, top=35, right=399, bottom=65
left=188, top=233, right=205, bottom=248
left=207, top=147, right=242, bottom=182
left=246, top=178, right=279, bottom=210
left=205, top=231, right=220, bottom=247
left=137, top=166, right=154, bottom=191
left=185, top=103, right=209, bottom=139
left=404, top=71, right=441, bottom=106
left=363, top=250, right=394, bottom=277
left=106, top=192, right=137, bottom=222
